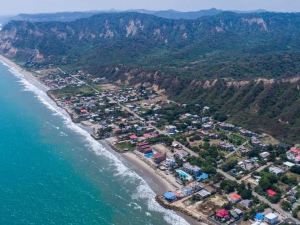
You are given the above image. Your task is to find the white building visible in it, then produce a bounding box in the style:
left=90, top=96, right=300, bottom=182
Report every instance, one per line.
left=264, top=212, right=279, bottom=225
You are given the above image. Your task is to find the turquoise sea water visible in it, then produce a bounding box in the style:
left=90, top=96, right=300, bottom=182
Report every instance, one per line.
left=0, top=62, right=188, bottom=225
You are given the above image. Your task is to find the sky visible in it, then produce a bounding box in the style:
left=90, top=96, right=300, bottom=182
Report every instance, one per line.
left=1, top=0, right=300, bottom=15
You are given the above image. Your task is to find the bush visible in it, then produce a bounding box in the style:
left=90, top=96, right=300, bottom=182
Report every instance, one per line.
left=291, top=165, right=300, bottom=175
left=220, top=180, right=237, bottom=193
left=281, top=200, right=292, bottom=212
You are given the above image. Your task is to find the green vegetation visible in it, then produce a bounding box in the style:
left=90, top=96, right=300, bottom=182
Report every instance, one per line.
left=291, top=166, right=300, bottom=175
left=281, top=200, right=292, bottom=212
left=222, top=157, right=238, bottom=172
left=147, top=135, right=173, bottom=146
left=115, top=142, right=135, bottom=152
left=2, top=11, right=300, bottom=142
left=50, top=85, right=95, bottom=98
left=220, top=180, right=237, bottom=194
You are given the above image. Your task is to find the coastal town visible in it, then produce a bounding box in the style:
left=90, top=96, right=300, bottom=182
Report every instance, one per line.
left=17, top=65, right=300, bottom=225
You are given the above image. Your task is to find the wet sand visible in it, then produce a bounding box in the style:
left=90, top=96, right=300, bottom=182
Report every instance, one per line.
left=0, top=54, right=206, bottom=225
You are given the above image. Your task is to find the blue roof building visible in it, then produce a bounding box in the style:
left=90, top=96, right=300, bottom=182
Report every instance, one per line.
left=163, top=192, right=177, bottom=202
left=197, top=172, right=209, bottom=181
left=255, top=213, right=265, bottom=221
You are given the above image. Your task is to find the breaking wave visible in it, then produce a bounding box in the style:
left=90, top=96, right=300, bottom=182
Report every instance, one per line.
left=1, top=61, right=190, bottom=225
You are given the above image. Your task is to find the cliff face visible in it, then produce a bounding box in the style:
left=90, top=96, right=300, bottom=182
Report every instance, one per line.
left=1, top=12, right=300, bottom=78
left=1, top=11, right=300, bottom=142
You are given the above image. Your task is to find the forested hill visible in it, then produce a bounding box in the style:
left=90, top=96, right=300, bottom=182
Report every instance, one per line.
left=1, top=11, right=300, bottom=142
left=1, top=12, right=300, bottom=79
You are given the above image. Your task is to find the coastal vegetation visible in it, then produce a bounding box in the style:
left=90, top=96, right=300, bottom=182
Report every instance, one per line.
left=1, top=11, right=300, bottom=143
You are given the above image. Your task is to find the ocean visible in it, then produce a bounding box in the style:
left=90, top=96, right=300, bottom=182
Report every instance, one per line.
left=0, top=61, right=189, bottom=225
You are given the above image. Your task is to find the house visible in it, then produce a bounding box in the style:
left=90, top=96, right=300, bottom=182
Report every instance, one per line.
left=129, top=134, right=138, bottom=143
left=228, top=193, right=242, bottom=203
left=178, top=182, right=202, bottom=197
left=163, top=192, right=177, bottom=202
left=165, top=157, right=176, bottom=169
left=240, top=199, right=253, bottom=209
left=264, top=212, right=279, bottom=225
left=283, top=161, right=295, bottom=168
left=175, top=169, right=193, bottom=182
left=260, top=152, right=270, bottom=160
left=266, top=189, right=277, bottom=197
left=138, top=144, right=151, bottom=153
left=269, top=166, right=284, bottom=176
left=174, top=150, right=189, bottom=161
left=218, top=122, right=236, bottom=131
left=230, top=208, right=243, bottom=220
left=255, top=213, right=265, bottom=221
left=182, top=163, right=202, bottom=177
left=287, top=147, right=300, bottom=163
left=197, top=172, right=209, bottom=181
left=153, top=153, right=166, bottom=164
left=165, top=125, right=177, bottom=135
left=219, top=141, right=236, bottom=151
left=202, top=122, right=213, bottom=130
left=140, top=147, right=153, bottom=154
left=239, top=128, right=256, bottom=137
left=196, top=189, right=211, bottom=199
left=215, top=209, right=230, bottom=221
left=251, top=222, right=268, bottom=225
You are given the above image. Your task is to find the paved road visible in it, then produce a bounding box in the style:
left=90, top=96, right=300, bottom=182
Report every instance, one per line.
left=59, top=67, right=199, bottom=157
left=60, top=68, right=299, bottom=223
left=225, top=140, right=248, bottom=159
left=240, top=162, right=272, bottom=181
left=217, top=167, right=300, bottom=224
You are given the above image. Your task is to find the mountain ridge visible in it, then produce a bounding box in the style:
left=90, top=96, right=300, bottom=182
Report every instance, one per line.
left=1, top=11, right=300, bottom=143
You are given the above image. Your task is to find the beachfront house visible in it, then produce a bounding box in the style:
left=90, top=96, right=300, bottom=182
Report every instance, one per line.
left=182, top=163, right=201, bottom=177
left=153, top=153, right=166, bottom=164
left=163, top=192, right=177, bottom=202
left=175, top=169, right=193, bottom=183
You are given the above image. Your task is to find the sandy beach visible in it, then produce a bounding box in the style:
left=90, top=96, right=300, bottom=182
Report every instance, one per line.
left=0, top=55, right=50, bottom=92
left=0, top=54, right=205, bottom=225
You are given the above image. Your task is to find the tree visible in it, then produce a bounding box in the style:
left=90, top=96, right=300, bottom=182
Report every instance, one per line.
left=281, top=200, right=292, bottom=212
left=259, top=176, right=272, bottom=190
left=291, top=165, right=300, bottom=175
left=220, top=180, right=236, bottom=194
left=222, top=157, right=238, bottom=172
left=214, top=112, right=228, bottom=122
left=280, top=174, right=297, bottom=186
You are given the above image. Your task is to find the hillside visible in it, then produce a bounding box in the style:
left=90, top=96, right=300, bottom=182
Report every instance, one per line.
left=1, top=11, right=300, bottom=143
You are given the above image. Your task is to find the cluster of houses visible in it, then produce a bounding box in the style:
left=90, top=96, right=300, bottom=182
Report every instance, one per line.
left=211, top=207, right=244, bottom=224
left=38, top=68, right=300, bottom=225
left=41, top=72, right=85, bottom=89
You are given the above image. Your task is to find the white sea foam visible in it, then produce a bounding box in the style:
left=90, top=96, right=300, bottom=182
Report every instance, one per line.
left=1, top=61, right=191, bottom=225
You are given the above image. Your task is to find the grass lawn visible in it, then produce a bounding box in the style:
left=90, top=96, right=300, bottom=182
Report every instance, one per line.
left=115, top=142, right=136, bottom=152
left=51, top=85, right=96, bottom=98
left=228, top=133, right=247, bottom=146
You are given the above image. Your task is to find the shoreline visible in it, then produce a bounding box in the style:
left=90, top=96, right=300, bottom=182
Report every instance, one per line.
left=0, top=55, right=204, bottom=225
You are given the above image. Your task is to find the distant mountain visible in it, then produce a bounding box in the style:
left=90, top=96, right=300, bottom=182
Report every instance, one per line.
left=134, top=8, right=222, bottom=19
left=0, top=16, right=11, bottom=26
left=1, top=11, right=300, bottom=142
left=4, top=8, right=267, bottom=23
left=10, top=11, right=104, bottom=22
left=2, top=11, right=299, bottom=78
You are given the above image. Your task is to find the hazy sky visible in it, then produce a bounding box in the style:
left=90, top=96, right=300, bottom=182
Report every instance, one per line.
left=1, top=0, right=300, bottom=15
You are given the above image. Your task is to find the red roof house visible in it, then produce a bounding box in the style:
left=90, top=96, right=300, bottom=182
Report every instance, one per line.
left=228, top=193, right=242, bottom=203
left=153, top=153, right=166, bottom=164
left=266, top=189, right=277, bottom=197
left=130, top=134, right=138, bottom=140
left=216, top=209, right=230, bottom=219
